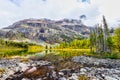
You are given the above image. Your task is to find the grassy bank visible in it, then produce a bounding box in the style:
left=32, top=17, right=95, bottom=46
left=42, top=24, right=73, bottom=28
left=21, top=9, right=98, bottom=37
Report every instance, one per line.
left=0, top=46, right=25, bottom=52
left=43, top=49, right=120, bottom=59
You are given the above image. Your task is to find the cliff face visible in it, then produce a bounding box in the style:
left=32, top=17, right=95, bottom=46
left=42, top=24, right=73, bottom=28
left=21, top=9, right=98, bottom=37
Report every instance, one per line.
left=0, top=18, right=90, bottom=44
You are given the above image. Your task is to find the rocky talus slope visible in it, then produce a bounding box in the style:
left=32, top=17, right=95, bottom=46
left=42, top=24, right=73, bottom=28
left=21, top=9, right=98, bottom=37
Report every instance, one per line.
left=0, top=56, right=120, bottom=80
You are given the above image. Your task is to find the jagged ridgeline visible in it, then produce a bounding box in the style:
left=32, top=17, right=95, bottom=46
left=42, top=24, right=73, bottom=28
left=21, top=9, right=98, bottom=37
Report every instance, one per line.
left=0, top=19, right=90, bottom=44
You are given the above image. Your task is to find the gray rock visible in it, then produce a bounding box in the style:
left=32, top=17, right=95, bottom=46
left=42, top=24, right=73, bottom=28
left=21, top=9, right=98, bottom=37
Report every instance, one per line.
left=105, top=76, right=118, bottom=80
left=68, top=73, right=78, bottom=80
left=72, top=56, right=120, bottom=68
left=1, top=56, right=120, bottom=80
left=59, top=77, right=67, bottom=80
left=22, top=78, right=30, bottom=80
left=0, top=58, right=52, bottom=80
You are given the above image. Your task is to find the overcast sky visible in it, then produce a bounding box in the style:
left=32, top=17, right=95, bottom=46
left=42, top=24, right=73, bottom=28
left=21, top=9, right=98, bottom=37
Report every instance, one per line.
left=0, top=0, right=120, bottom=28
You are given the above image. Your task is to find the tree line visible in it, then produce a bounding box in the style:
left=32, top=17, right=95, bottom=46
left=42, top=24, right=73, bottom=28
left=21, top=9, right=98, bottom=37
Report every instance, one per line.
left=56, top=39, right=90, bottom=49
left=90, top=16, right=120, bottom=53
left=0, top=39, right=35, bottom=48
left=57, top=16, right=120, bottom=53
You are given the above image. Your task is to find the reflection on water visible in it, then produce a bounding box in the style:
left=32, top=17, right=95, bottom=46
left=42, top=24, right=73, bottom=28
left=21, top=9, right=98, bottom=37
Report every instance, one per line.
left=0, top=49, right=90, bottom=58
left=0, top=50, right=35, bottom=58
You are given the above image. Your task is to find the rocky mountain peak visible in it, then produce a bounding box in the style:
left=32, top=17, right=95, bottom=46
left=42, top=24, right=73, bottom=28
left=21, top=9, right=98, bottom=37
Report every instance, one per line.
left=1, top=18, right=90, bottom=44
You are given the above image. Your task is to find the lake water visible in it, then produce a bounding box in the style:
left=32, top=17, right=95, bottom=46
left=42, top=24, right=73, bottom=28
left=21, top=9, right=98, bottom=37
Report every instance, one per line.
left=0, top=49, right=90, bottom=58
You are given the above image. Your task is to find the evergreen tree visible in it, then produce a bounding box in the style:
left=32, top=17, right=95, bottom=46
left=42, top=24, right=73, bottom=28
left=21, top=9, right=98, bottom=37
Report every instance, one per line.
left=45, top=45, right=48, bottom=49
left=90, top=28, right=94, bottom=52
left=97, top=25, right=104, bottom=53
left=103, top=16, right=112, bottom=52
left=114, top=27, right=120, bottom=52
left=90, top=16, right=112, bottom=53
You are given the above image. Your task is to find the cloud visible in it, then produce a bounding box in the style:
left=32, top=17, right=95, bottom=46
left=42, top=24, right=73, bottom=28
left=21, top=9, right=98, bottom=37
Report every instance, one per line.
left=9, top=0, right=21, bottom=6
left=77, top=0, right=90, bottom=3
left=0, top=0, right=120, bottom=28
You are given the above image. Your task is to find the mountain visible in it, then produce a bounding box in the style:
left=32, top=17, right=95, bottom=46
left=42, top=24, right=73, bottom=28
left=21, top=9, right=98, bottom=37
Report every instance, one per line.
left=0, top=18, right=90, bottom=44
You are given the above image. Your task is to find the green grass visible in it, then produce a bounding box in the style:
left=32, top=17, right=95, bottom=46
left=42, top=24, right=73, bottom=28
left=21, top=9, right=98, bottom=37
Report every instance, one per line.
left=89, top=52, right=120, bottom=59
left=28, top=45, right=44, bottom=52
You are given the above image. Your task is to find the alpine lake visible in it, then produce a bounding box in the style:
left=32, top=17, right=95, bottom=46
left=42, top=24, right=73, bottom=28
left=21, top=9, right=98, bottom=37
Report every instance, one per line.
left=0, top=49, right=90, bottom=59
